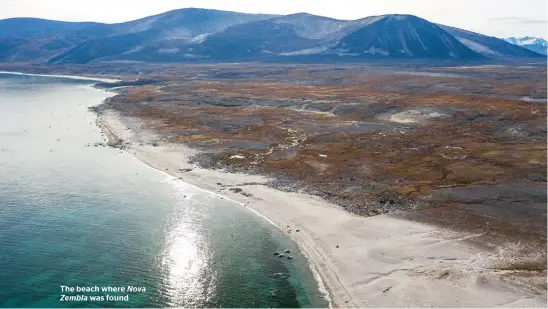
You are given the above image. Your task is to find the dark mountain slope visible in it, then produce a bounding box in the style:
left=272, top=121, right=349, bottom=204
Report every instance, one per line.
left=271, top=13, right=349, bottom=40
left=47, top=29, right=162, bottom=64
left=0, top=37, right=29, bottom=60
left=0, top=18, right=99, bottom=38
left=60, top=8, right=277, bottom=44
left=41, top=8, right=278, bottom=63
left=438, top=25, right=544, bottom=58
left=0, top=18, right=103, bottom=61
left=135, top=8, right=277, bottom=39
left=186, top=13, right=373, bottom=59
left=107, top=18, right=321, bottom=62
left=328, top=15, right=480, bottom=59
left=193, top=19, right=321, bottom=59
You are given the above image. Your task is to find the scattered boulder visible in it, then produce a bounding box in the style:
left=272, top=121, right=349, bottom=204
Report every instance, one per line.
left=379, top=199, right=396, bottom=206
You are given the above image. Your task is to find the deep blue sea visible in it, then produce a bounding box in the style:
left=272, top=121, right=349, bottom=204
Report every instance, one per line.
left=0, top=74, right=328, bottom=308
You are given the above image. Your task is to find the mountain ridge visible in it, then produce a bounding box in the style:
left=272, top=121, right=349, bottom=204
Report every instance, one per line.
left=0, top=8, right=544, bottom=63
left=505, top=36, right=547, bottom=55
left=0, top=17, right=100, bottom=38
left=330, top=15, right=480, bottom=59
left=437, top=25, right=543, bottom=59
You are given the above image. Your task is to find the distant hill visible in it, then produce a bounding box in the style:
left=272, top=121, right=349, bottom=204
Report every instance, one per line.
left=0, top=18, right=101, bottom=61
left=0, top=8, right=544, bottom=63
left=0, top=18, right=99, bottom=38
left=437, top=25, right=544, bottom=59
left=505, top=36, right=547, bottom=55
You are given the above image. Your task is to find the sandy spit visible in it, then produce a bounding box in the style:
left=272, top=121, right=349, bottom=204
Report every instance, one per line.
left=97, top=110, right=546, bottom=308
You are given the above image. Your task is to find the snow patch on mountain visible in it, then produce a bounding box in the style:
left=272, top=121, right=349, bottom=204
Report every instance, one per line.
left=506, top=36, right=547, bottom=46
left=280, top=46, right=329, bottom=56
left=457, top=38, right=503, bottom=57
left=505, top=36, right=547, bottom=55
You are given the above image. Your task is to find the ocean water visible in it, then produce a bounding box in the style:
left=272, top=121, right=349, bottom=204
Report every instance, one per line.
left=0, top=74, right=328, bottom=308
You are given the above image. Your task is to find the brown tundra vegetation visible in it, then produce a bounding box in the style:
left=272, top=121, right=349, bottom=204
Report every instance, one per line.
left=3, top=61, right=546, bottom=287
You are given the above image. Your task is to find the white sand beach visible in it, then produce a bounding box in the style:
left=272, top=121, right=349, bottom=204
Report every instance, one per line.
left=98, top=110, right=546, bottom=308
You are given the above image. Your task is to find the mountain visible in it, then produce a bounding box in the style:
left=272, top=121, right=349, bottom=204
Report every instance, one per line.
left=3, top=8, right=276, bottom=62
left=89, top=13, right=484, bottom=62
left=51, top=13, right=485, bottom=62
left=0, top=18, right=101, bottom=61
left=0, top=8, right=544, bottom=63
left=169, top=13, right=352, bottom=60
left=0, top=18, right=99, bottom=38
left=328, top=15, right=480, bottom=59
left=505, top=36, right=547, bottom=55
left=438, top=25, right=544, bottom=59
left=47, top=29, right=163, bottom=64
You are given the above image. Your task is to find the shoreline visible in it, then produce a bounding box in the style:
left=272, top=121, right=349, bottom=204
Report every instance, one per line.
left=95, top=111, right=351, bottom=307
left=0, top=71, right=334, bottom=307
left=95, top=111, right=336, bottom=306
left=0, top=71, right=120, bottom=83
left=4, top=71, right=544, bottom=307
left=97, top=109, right=546, bottom=308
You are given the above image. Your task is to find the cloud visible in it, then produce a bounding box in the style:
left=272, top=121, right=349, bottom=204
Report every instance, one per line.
left=489, top=17, right=547, bottom=24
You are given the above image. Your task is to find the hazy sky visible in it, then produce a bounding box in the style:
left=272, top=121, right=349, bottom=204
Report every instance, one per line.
left=1, top=0, right=546, bottom=38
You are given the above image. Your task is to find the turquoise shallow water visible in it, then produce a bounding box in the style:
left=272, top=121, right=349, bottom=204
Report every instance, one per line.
left=0, top=74, right=328, bottom=308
